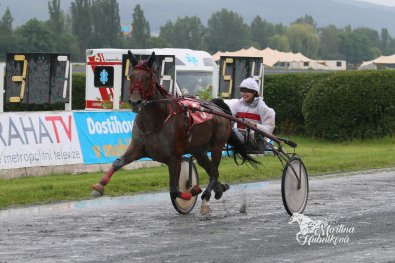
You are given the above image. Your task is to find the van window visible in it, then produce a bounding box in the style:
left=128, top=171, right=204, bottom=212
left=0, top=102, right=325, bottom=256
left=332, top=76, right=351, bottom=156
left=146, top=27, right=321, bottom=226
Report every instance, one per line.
left=177, top=71, right=212, bottom=95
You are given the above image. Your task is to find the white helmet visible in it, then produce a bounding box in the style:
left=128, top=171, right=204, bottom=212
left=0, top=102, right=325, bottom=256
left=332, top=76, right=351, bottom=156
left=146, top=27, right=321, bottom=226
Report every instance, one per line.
left=238, top=77, right=259, bottom=94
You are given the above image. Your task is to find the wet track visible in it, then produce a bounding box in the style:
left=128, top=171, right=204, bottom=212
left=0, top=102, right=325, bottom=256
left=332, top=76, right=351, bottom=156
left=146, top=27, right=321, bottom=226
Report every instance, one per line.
left=0, top=168, right=394, bottom=263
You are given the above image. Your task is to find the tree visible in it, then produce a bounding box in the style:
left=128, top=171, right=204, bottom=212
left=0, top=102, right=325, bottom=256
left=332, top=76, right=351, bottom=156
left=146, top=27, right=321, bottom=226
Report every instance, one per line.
left=380, top=28, right=392, bottom=55
left=131, top=4, right=150, bottom=48
left=48, top=0, right=65, bottom=36
left=293, top=15, right=316, bottom=28
left=159, top=21, right=175, bottom=47
left=47, top=0, right=79, bottom=59
left=354, top=27, right=380, bottom=48
left=146, top=36, right=171, bottom=48
left=338, top=30, right=373, bottom=65
left=317, top=25, right=343, bottom=59
left=13, top=19, right=55, bottom=52
left=380, top=28, right=395, bottom=55
left=159, top=16, right=206, bottom=49
left=387, top=39, right=395, bottom=55
left=205, top=9, right=251, bottom=53
left=0, top=7, right=14, bottom=60
left=90, top=0, right=122, bottom=48
left=268, top=34, right=290, bottom=51
left=287, top=23, right=320, bottom=58
left=70, top=0, right=93, bottom=60
left=250, top=16, right=283, bottom=49
left=0, top=7, right=13, bottom=34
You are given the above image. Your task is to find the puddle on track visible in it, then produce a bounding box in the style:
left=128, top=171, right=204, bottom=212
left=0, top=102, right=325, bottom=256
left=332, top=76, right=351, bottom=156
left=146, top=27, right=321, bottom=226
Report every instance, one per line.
left=0, top=181, right=268, bottom=217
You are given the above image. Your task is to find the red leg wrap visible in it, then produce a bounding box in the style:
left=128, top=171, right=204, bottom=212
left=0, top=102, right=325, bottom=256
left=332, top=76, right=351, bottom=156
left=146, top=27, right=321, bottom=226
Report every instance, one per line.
left=179, top=192, right=192, bottom=200
left=100, top=166, right=115, bottom=186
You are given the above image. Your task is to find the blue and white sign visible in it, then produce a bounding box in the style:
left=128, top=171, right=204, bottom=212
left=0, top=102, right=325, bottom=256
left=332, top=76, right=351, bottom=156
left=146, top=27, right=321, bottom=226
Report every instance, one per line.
left=74, top=111, right=136, bottom=164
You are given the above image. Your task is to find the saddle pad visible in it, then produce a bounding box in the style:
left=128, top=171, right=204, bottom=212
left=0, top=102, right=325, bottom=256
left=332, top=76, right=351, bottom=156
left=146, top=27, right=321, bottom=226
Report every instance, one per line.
left=180, top=99, right=213, bottom=125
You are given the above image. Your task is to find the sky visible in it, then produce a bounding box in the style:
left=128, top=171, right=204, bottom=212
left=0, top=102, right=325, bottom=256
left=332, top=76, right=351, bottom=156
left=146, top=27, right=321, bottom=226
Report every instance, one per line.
left=359, top=0, right=395, bottom=6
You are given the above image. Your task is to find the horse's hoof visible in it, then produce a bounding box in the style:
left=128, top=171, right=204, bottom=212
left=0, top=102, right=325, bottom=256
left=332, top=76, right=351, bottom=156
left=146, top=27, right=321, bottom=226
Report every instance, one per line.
left=91, top=190, right=102, bottom=197
left=200, top=200, right=211, bottom=215
left=214, top=192, right=223, bottom=200
left=91, top=184, right=104, bottom=197
left=201, top=190, right=211, bottom=201
left=214, top=183, right=229, bottom=200
left=200, top=204, right=210, bottom=215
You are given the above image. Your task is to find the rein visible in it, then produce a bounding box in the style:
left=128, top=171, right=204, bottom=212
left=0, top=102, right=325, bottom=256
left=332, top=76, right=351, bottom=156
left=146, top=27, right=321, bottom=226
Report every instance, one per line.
left=135, top=95, right=184, bottom=136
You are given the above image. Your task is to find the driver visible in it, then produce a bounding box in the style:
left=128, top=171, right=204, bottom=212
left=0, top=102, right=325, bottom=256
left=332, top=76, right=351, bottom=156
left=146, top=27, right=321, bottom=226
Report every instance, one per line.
left=229, top=77, right=275, bottom=152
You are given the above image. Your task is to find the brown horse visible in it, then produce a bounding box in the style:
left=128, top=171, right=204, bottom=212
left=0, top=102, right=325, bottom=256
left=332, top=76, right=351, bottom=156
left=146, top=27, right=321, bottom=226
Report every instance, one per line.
left=91, top=51, right=258, bottom=214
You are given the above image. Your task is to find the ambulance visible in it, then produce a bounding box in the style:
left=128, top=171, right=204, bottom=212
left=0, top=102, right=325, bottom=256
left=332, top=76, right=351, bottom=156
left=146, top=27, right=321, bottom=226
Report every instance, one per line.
left=85, top=48, right=216, bottom=110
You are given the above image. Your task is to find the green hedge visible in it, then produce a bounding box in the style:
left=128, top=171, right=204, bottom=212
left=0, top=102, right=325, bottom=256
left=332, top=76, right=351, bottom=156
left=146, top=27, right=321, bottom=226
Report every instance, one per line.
left=72, top=73, right=86, bottom=110
left=302, top=70, right=395, bottom=140
left=264, top=72, right=329, bottom=135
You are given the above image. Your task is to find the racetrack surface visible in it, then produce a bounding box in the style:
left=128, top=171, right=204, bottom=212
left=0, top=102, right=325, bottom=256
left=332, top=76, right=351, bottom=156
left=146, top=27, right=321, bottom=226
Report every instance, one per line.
left=0, top=168, right=394, bottom=263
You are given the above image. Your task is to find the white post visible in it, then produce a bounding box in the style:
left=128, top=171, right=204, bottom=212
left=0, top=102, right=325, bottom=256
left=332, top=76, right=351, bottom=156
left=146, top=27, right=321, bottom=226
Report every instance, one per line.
left=212, top=62, right=219, bottom=98
left=260, top=61, right=265, bottom=97
left=0, top=62, right=5, bottom=113
left=113, top=87, right=119, bottom=110
left=57, top=56, right=72, bottom=111
left=65, top=63, right=72, bottom=111
left=113, top=71, right=119, bottom=110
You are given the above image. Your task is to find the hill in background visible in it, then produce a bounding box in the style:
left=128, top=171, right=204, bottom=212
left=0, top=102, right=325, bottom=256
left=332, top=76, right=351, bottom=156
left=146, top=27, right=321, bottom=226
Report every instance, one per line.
left=1, top=0, right=395, bottom=35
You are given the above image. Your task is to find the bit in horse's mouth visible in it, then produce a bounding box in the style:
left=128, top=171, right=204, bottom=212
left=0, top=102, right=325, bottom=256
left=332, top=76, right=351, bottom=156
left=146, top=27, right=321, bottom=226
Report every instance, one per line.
left=131, top=104, right=141, bottom=112
left=130, top=99, right=143, bottom=112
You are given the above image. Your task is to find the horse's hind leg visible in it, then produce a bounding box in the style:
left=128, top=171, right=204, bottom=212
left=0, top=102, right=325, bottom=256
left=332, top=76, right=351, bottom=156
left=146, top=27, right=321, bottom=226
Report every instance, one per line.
left=91, top=144, right=143, bottom=196
left=208, top=148, right=229, bottom=200
left=193, top=152, right=216, bottom=201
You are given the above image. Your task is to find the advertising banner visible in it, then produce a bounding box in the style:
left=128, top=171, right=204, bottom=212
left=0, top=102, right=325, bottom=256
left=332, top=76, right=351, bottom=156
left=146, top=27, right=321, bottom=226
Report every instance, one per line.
left=0, top=111, right=83, bottom=169
left=73, top=111, right=137, bottom=164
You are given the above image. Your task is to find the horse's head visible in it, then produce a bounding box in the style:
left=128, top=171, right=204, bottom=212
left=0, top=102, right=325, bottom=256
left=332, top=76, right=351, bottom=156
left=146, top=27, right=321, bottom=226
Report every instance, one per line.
left=128, top=51, right=156, bottom=112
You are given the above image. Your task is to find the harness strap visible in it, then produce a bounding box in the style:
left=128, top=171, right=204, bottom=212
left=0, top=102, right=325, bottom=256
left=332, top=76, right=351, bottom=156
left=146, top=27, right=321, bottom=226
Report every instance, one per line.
left=135, top=95, right=184, bottom=136
left=129, top=64, right=192, bottom=146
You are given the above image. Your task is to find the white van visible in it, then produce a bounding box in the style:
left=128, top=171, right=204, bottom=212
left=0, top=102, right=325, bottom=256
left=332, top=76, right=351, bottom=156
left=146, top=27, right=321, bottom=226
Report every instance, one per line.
left=85, top=48, right=215, bottom=110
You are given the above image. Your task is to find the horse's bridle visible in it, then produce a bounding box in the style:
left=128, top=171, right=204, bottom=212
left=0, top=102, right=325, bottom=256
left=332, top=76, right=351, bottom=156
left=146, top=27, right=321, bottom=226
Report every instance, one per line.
left=129, top=62, right=184, bottom=136
left=129, top=64, right=157, bottom=102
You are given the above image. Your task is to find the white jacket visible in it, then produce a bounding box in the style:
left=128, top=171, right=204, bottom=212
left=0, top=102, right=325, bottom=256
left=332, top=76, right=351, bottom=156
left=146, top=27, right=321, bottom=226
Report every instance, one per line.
left=229, top=97, right=275, bottom=135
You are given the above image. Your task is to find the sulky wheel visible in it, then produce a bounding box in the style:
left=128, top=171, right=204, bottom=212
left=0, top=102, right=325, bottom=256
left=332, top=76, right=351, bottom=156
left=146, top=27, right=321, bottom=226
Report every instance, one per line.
left=281, top=156, right=309, bottom=216
left=171, top=159, right=199, bottom=214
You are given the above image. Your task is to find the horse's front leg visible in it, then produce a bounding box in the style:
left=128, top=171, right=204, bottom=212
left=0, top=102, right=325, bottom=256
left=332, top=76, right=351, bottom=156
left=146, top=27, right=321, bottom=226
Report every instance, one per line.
left=91, top=143, right=143, bottom=196
left=167, top=157, right=183, bottom=200
left=167, top=157, right=201, bottom=201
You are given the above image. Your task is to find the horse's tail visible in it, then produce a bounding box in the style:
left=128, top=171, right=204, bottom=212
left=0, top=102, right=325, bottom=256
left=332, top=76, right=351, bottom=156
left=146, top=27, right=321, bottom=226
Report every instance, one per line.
left=210, top=98, right=261, bottom=168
